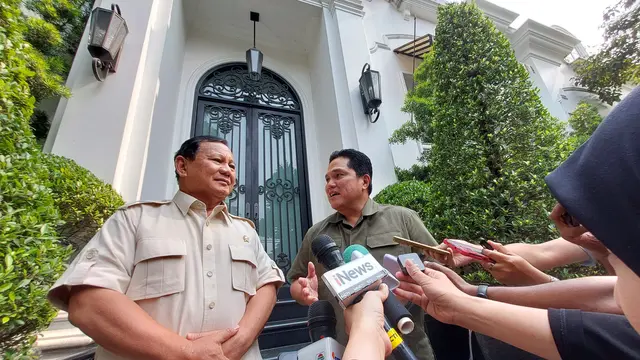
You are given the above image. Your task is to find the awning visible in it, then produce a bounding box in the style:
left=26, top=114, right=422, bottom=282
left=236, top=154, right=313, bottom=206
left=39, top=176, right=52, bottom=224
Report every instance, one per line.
left=393, top=34, right=434, bottom=58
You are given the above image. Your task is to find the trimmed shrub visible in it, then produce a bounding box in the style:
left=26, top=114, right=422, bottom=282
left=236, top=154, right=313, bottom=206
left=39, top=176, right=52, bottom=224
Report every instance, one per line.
left=43, top=154, right=125, bottom=255
left=374, top=181, right=431, bottom=222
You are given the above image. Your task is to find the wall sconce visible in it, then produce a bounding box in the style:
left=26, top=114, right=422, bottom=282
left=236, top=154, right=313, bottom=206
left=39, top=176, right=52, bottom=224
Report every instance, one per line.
left=246, top=12, right=263, bottom=81
left=87, top=4, right=129, bottom=82
left=359, top=63, right=382, bottom=123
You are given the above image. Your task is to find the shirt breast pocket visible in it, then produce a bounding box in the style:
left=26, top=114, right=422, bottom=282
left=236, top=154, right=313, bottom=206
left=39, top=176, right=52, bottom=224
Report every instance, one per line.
left=366, top=231, right=408, bottom=259
left=125, top=238, right=187, bottom=301
left=229, top=244, right=258, bottom=296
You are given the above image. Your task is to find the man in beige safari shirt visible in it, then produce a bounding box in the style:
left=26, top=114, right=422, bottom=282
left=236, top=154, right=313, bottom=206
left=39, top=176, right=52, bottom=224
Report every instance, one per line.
left=288, top=149, right=438, bottom=360
left=48, top=136, right=285, bottom=360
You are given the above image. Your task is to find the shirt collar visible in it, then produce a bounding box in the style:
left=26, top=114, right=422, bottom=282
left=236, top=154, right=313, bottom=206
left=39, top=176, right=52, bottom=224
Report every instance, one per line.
left=173, top=191, right=228, bottom=217
left=328, top=198, right=380, bottom=224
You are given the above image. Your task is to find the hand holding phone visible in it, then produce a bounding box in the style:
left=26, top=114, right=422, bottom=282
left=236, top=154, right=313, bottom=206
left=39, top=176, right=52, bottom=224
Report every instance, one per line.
left=444, top=239, right=495, bottom=263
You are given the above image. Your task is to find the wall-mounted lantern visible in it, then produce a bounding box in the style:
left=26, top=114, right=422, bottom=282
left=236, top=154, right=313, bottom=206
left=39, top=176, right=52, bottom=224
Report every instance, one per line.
left=246, top=12, right=263, bottom=81
left=359, top=63, right=382, bottom=123
left=87, top=4, right=129, bottom=82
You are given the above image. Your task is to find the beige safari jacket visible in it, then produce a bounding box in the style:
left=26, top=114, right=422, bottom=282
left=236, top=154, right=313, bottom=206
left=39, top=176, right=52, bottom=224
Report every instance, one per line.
left=48, top=191, right=285, bottom=360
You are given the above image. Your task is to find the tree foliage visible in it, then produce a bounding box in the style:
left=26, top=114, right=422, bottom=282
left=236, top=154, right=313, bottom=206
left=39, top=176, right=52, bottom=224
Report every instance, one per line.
left=23, top=0, right=94, bottom=143
left=388, top=3, right=573, bottom=245
left=567, top=101, right=604, bottom=145
left=574, top=0, right=639, bottom=105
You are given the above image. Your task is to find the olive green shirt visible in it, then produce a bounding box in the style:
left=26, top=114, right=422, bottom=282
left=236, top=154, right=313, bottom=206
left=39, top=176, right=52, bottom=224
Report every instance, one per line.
left=288, top=199, right=437, bottom=360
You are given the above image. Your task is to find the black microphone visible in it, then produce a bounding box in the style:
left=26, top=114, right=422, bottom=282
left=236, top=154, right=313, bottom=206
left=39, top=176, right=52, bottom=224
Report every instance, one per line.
left=307, top=300, right=337, bottom=342
left=311, top=234, right=345, bottom=270
left=311, top=235, right=418, bottom=360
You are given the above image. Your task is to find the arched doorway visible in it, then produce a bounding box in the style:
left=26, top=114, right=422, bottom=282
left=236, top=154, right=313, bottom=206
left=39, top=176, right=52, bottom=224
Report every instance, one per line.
left=192, top=63, right=311, bottom=279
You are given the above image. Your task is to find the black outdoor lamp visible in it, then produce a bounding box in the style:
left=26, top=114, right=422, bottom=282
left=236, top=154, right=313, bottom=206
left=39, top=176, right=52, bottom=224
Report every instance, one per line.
left=87, top=4, right=129, bottom=82
left=246, top=11, right=263, bottom=81
left=359, top=63, right=382, bottom=123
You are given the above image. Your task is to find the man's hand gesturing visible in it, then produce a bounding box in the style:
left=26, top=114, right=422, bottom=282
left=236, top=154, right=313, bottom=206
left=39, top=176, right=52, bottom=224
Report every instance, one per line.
left=297, top=262, right=319, bottom=305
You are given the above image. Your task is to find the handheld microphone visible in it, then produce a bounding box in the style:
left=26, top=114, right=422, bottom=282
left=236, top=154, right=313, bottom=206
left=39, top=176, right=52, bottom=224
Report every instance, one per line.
left=345, top=247, right=418, bottom=360
left=311, top=235, right=387, bottom=309
left=297, top=300, right=344, bottom=360
left=345, top=246, right=414, bottom=335
left=307, top=300, right=336, bottom=342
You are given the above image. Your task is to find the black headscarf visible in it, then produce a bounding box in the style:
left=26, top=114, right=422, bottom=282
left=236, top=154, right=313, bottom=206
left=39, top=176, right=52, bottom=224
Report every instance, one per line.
left=545, top=86, right=640, bottom=276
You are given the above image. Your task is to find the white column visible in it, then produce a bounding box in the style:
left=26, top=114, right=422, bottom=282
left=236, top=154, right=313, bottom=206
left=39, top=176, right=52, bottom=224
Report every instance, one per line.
left=45, top=0, right=176, bottom=201
left=327, top=0, right=399, bottom=194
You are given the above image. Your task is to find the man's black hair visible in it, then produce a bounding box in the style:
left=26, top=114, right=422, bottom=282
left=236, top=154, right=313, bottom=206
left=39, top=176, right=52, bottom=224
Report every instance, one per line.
left=174, top=135, right=228, bottom=180
left=329, top=149, right=373, bottom=195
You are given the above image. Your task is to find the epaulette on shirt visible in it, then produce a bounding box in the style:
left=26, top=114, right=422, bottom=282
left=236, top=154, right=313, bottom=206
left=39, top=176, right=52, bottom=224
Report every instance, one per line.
left=118, top=199, right=172, bottom=210
left=228, top=214, right=256, bottom=229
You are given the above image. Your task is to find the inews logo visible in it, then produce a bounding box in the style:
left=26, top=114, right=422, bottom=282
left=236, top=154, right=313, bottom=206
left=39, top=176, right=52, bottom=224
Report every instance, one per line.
left=331, top=262, right=375, bottom=286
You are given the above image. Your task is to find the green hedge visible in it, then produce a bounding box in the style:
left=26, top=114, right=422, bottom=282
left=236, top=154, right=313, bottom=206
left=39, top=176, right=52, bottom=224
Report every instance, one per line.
left=374, top=181, right=431, bottom=223
left=1, top=1, right=124, bottom=355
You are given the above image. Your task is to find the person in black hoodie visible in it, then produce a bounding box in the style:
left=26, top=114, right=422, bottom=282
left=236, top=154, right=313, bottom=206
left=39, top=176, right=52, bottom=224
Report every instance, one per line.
left=392, top=86, right=640, bottom=360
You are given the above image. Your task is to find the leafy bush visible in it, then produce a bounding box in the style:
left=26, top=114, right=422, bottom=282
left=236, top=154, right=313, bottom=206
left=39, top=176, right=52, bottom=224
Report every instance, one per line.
left=374, top=181, right=431, bottom=222
left=1, top=1, right=123, bottom=356
left=395, top=164, right=430, bottom=182
left=0, top=1, right=69, bottom=355
left=43, top=154, right=125, bottom=255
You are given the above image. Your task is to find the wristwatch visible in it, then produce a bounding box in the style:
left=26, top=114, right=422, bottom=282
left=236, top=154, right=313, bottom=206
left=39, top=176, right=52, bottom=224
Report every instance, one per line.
left=476, top=284, right=489, bottom=299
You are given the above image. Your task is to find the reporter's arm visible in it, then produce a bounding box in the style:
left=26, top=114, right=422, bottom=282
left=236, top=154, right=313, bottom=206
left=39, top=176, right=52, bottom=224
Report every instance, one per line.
left=506, top=238, right=589, bottom=270
left=454, top=297, right=561, bottom=360
left=484, top=276, right=621, bottom=314
left=343, top=326, right=386, bottom=360
left=68, top=287, right=192, bottom=360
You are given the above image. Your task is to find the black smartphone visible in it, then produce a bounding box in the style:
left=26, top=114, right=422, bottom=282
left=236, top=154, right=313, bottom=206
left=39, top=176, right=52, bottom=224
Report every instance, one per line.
left=397, top=253, right=425, bottom=275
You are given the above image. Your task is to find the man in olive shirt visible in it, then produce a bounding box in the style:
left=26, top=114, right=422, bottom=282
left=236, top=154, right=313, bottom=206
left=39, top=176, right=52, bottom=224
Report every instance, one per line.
left=287, top=149, right=437, bottom=360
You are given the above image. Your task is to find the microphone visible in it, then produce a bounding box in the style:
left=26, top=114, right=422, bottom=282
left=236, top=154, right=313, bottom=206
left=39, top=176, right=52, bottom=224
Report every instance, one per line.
left=345, top=246, right=418, bottom=360
left=307, top=300, right=337, bottom=342
left=311, top=235, right=387, bottom=309
left=296, top=300, right=344, bottom=360
left=345, top=245, right=414, bottom=335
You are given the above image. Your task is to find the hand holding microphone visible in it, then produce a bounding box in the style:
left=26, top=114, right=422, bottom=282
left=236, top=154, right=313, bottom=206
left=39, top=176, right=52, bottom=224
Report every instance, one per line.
left=343, top=284, right=393, bottom=358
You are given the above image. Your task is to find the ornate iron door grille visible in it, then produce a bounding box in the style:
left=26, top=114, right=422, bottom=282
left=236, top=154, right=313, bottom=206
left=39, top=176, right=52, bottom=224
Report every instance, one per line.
left=193, top=63, right=311, bottom=281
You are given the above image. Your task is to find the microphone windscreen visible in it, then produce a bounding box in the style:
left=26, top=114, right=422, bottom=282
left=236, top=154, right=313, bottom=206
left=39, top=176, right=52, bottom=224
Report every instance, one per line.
left=308, top=300, right=336, bottom=321
left=343, top=244, right=369, bottom=263
left=307, top=300, right=337, bottom=342
left=311, top=234, right=336, bottom=258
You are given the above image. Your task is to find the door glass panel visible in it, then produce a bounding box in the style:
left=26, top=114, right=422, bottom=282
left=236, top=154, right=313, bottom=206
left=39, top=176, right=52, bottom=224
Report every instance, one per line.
left=201, top=104, right=247, bottom=217
left=257, top=111, right=301, bottom=280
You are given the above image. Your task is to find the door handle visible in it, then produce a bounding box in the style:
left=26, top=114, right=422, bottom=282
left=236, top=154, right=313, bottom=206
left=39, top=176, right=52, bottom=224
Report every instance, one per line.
left=253, top=203, right=259, bottom=222
left=245, top=202, right=250, bottom=218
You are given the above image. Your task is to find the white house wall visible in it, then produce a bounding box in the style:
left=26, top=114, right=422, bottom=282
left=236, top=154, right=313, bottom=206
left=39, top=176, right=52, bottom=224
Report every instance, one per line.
left=46, top=0, right=166, bottom=200
left=140, top=0, right=186, bottom=201
left=363, top=0, right=436, bottom=169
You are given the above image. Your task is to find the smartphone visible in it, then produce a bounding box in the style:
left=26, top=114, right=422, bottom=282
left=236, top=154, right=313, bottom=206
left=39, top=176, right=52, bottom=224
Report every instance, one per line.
left=392, top=236, right=450, bottom=256
left=444, top=239, right=494, bottom=263
left=397, top=253, right=425, bottom=275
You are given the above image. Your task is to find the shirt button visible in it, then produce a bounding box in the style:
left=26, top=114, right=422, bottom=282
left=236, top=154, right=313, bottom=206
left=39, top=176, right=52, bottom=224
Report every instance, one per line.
left=206, top=244, right=212, bottom=250
left=86, top=249, right=98, bottom=260
left=207, top=271, right=213, bottom=277
left=209, top=302, right=215, bottom=309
